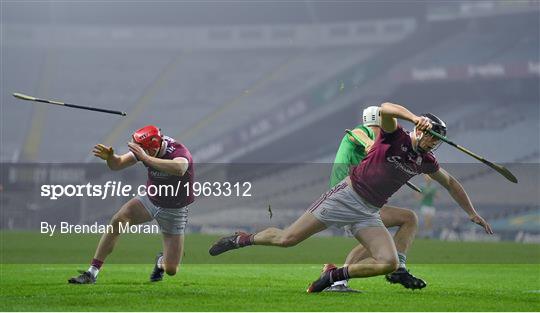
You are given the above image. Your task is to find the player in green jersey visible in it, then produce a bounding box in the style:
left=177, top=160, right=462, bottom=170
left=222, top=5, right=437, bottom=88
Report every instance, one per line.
left=325, top=106, right=426, bottom=292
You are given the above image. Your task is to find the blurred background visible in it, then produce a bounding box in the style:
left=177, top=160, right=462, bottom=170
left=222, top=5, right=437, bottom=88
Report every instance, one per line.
left=1, top=1, right=539, bottom=243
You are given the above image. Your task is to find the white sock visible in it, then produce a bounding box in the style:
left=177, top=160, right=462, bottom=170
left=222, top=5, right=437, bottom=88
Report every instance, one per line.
left=87, top=265, right=99, bottom=278
left=398, top=252, right=407, bottom=269
left=332, top=280, right=348, bottom=287
left=157, top=255, right=164, bottom=270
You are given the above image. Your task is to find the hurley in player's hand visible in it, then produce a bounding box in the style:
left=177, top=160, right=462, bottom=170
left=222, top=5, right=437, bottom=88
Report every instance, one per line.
left=128, top=141, right=149, bottom=162
left=93, top=144, right=114, bottom=160
left=470, top=214, right=494, bottom=234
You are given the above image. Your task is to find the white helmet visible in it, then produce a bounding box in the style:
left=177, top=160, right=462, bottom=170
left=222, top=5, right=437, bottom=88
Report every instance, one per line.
left=362, top=106, right=381, bottom=126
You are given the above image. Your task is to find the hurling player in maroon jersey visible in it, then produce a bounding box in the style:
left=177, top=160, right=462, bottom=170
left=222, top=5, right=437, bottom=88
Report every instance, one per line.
left=68, top=125, right=194, bottom=284
left=209, top=102, right=492, bottom=293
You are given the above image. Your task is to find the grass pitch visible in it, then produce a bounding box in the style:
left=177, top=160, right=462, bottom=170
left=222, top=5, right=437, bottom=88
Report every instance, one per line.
left=1, top=232, right=539, bottom=311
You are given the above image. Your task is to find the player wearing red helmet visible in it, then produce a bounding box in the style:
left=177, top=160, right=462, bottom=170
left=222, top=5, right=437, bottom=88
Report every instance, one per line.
left=68, top=125, right=194, bottom=284
left=131, top=125, right=163, bottom=155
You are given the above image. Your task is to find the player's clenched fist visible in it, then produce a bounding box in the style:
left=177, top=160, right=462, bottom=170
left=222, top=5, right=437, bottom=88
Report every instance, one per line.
left=93, top=144, right=114, bottom=160
left=413, top=115, right=433, bottom=132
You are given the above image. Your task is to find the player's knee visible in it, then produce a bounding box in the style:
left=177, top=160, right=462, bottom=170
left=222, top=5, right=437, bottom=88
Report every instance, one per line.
left=166, top=269, right=177, bottom=276
left=374, top=253, right=399, bottom=273
left=403, top=209, right=419, bottom=227
left=382, top=256, right=399, bottom=273
left=165, top=266, right=178, bottom=276
left=110, top=214, right=130, bottom=232
left=389, top=260, right=400, bottom=273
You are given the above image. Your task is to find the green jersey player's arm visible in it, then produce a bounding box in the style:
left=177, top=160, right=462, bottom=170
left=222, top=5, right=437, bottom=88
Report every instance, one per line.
left=429, top=168, right=493, bottom=234
left=379, top=102, right=422, bottom=133
left=347, top=128, right=372, bottom=148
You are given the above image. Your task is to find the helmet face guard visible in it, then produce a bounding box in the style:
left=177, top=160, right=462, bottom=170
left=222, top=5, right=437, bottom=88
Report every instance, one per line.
left=416, top=113, right=447, bottom=153
left=132, top=125, right=163, bottom=154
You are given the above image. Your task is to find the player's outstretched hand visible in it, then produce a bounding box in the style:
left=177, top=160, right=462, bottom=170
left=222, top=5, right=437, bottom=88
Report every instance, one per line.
left=470, top=214, right=493, bottom=234
left=92, top=144, right=114, bottom=160
left=128, top=142, right=149, bottom=162
left=413, top=115, right=433, bottom=132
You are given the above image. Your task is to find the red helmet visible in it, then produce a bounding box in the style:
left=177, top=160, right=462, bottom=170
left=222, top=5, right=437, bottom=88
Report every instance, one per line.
left=132, top=125, right=162, bottom=150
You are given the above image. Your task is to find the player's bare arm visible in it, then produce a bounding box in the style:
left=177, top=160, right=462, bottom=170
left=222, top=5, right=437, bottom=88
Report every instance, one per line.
left=92, top=144, right=137, bottom=171
left=127, top=142, right=188, bottom=176
left=429, top=168, right=493, bottom=234
left=348, top=128, right=373, bottom=151
left=379, top=102, right=432, bottom=133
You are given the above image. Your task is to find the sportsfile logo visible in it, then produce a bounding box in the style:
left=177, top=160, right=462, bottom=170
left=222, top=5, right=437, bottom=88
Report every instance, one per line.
left=40, top=180, right=252, bottom=200
left=41, top=181, right=158, bottom=200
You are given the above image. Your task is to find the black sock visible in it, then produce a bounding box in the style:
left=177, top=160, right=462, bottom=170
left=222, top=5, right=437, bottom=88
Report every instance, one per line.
left=330, top=266, right=350, bottom=283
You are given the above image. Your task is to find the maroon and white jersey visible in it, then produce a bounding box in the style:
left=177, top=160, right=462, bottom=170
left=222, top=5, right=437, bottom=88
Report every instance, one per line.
left=350, top=125, right=439, bottom=208
left=146, top=136, right=194, bottom=208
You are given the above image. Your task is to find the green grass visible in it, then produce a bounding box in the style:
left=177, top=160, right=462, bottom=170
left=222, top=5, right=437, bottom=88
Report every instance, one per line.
left=1, top=232, right=540, bottom=311
left=2, top=232, right=539, bottom=264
